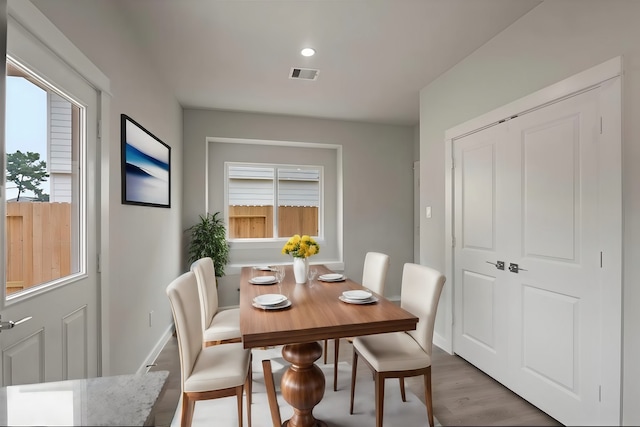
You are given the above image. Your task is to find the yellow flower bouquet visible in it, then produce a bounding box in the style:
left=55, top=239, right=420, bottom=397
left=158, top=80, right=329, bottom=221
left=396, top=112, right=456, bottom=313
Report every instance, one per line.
left=282, top=234, right=320, bottom=258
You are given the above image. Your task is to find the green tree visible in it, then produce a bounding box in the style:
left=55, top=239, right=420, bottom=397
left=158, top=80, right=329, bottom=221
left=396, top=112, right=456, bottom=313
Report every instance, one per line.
left=6, top=150, right=49, bottom=201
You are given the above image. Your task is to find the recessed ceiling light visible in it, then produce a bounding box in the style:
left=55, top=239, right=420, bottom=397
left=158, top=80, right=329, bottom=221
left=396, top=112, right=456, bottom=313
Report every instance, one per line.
left=300, top=48, right=315, bottom=57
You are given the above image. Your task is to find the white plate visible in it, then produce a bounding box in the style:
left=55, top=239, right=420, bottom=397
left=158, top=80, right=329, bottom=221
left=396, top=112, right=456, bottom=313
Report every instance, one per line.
left=253, top=300, right=292, bottom=310
left=342, top=290, right=373, bottom=300
left=339, top=295, right=378, bottom=305
left=255, top=265, right=274, bottom=271
left=250, top=275, right=277, bottom=285
left=319, top=273, right=346, bottom=282
left=253, top=294, right=287, bottom=306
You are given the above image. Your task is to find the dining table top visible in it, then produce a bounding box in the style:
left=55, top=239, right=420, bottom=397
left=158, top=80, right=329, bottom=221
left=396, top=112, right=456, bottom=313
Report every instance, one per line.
left=239, top=264, right=418, bottom=349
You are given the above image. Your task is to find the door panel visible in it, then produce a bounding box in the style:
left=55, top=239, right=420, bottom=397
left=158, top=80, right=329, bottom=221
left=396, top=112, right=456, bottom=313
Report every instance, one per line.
left=506, top=89, right=600, bottom=424
left=454, top=88, right=602, bottom=425
left=461, top=271, right=496, bottom=349
left=522, top=285, right=577, bottom=391
left=454, top=125, right=509, bottom=381
left=1, top=15, right=99, bottom=385
left=62, top=306, right=89, bottom=380
left=522, top=116, right=579, bottom=260
left=462, top=144, right=495, bottom=249
left=3, top=330, right=44, bottom=385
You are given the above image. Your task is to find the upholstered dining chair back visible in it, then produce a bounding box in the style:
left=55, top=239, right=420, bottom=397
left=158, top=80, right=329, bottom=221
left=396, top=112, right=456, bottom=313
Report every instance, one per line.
left=326, top=251, right=391, bottom=389
left=361, top=252, right=390, bottom=295
left=400, top=263, right=446, bottom=357
left=166, top=271, right=205, bottom=388
left=167, top=270, right=252, bottom=427
left=190, top=257, right=218, bottom=335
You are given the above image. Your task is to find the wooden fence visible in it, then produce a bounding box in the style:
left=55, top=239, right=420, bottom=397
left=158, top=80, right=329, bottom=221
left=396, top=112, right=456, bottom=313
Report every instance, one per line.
left=6, top=202, right=71, bottom=294
left=229, top=205, right=318, bottom=238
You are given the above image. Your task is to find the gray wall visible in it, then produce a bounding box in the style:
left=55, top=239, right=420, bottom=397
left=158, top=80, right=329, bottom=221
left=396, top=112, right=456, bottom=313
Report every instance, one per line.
left=31, top=0, right=183, bottom=375
left=183, top=109, right=415, bottom=305
left=418, top=0, right=640, bottom=423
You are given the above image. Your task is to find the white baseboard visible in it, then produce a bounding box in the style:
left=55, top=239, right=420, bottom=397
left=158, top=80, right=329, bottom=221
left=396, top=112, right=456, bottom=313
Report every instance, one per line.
left=387, top=295, right=400, bottom=303
left=138, top=324, right=175, bottom=374
left=433, top=331, right=453, bottom=355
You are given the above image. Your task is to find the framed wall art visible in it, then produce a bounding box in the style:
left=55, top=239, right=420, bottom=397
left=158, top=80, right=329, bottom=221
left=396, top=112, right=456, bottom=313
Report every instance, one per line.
left=121, top=114, right=171, bottom=208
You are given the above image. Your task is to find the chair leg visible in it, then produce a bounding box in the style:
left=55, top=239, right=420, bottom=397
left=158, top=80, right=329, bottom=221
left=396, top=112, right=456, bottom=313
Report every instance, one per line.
left=424, top=367, right=434, bottom=427
left=236, top=385, right=244, bottom=427
left=333, top=338, right=340, bottom=391
left=262, top=360, right=282, bottom=427
left=375, top=373, right=385, bottom=427
left=181, top=392, right=195, bottom=427
left=246, top=360, right=252, bottom=427
left=323, top=339, right=328, bottom=364
left=399, top=377, right=406, bottom=402
left=349, top=350, right=359, bottom=414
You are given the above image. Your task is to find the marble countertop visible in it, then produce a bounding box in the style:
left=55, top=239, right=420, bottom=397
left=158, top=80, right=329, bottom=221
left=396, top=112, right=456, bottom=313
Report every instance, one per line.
left=0, top=370, right=169, bottom=426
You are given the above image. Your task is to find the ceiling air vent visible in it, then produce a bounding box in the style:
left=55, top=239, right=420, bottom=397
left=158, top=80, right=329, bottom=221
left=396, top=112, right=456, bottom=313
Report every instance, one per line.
left=289, top=67, right=319, bottom=81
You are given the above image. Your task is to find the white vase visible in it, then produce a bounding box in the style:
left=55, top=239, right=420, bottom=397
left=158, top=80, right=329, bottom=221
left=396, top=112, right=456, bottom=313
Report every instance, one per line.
left=293, top=257, right=309, bottom=284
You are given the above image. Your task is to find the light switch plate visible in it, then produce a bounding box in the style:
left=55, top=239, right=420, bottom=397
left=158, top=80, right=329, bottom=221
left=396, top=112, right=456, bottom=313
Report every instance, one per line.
left=426, top=206, right=432, bottom=219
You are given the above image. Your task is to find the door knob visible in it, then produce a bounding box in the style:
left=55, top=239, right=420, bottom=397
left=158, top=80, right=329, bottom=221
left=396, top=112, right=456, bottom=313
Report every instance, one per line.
left=486, top=260, right=505, bottom=270
left=0, top=315, right=32, bottom=332
left=509, top=263, right=527, bottom=273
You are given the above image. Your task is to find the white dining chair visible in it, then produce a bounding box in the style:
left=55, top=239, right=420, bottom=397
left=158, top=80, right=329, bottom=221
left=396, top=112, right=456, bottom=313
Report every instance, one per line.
left=349, top=263, right=445, bottom=427
left=166, top=271, right=252, bottom=427
left=190, top=257, right=241, bottom=346
left=325, top=251, right=390, bottom=390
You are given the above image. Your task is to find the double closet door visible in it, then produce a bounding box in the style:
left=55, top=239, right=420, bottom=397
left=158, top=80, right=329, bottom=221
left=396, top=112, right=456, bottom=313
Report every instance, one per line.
left=453, top=87, right=609, bottom=425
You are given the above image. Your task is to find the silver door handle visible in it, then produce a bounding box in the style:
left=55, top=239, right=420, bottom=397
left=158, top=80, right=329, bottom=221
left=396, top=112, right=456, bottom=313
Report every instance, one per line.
left=486, top=261, right=505, bottom=270
left=0, top=315, right=32, bottom=332
left=509, top=263, right=527, bottom=273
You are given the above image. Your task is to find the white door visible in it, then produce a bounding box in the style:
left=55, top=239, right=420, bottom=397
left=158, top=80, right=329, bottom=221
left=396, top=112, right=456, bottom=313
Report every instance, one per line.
left=454, top=87, right=611, bottom=425
left=452, top=123, right=510, bottom=382
left=0, top=14, right=100, bottom=385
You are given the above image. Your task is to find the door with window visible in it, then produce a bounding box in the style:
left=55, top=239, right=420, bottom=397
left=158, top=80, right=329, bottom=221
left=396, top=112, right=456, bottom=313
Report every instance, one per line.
left=0, top=15, right=100, bottom=386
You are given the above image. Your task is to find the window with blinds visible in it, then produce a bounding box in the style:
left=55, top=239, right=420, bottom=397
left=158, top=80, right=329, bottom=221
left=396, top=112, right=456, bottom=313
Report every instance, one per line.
left=226, top=163, right=322, bottom=239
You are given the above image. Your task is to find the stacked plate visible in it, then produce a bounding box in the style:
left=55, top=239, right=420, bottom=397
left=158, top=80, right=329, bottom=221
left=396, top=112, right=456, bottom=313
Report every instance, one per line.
left=339, top=289, right=378, bottom=305
left=252, top=293, right=291, bottom=310
left=318, top=273, right=346, bottom=282
left=249, top=275, right=277, bottom=285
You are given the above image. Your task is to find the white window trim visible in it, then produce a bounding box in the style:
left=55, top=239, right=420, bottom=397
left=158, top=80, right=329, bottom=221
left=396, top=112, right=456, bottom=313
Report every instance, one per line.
left=225, top=161, right=324, bottom=241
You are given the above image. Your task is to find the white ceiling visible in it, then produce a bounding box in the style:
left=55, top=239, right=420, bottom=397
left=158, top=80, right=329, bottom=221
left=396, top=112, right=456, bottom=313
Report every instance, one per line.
left=117, top=0, right=542, bottom=126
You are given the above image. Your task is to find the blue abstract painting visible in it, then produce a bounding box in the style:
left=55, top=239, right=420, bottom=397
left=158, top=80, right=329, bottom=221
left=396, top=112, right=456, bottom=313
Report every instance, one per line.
left=121, top=115, right=171, bottom=207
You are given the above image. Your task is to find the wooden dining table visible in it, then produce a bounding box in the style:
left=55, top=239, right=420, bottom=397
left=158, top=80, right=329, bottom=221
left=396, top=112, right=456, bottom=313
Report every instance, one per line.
left=239, top=264, right=418, bottom=427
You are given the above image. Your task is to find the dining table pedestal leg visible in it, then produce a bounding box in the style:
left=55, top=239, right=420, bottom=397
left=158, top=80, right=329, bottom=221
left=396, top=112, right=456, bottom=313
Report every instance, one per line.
left=281, top=342, right=327, bottom=427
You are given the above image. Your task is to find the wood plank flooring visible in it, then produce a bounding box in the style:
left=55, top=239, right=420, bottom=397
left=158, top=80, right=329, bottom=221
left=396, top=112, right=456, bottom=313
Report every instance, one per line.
left=149, top=336, right=562, bottom=426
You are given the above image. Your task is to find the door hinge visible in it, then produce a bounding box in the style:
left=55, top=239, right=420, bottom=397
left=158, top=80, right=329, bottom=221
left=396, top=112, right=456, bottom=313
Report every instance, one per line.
left=599, top=385, right=602, bottom=402
left=600, top=117, right=603, bottom=134
left=97, top=253, right=101, bottom=273
left=452, top=236, right=456, bottom=247
left=97, top=119, right=102, bottom=139
left=600, top=251, right=603, bottom=268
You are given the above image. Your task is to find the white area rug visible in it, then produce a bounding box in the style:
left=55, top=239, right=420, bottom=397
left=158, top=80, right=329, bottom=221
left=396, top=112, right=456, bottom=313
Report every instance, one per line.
left=171, top=347, right=440, bottom=427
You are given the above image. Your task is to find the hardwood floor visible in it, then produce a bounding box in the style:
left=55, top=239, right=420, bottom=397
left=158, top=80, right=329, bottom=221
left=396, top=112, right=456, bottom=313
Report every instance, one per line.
left=149, top=336, right=562, bottom=426
left=426, top=347, right=561, bottom=426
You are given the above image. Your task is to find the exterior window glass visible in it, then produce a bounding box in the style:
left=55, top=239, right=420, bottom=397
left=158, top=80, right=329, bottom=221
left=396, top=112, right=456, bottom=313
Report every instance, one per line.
left=227, top=163, right=321, bottom=239
left=5, top=58, right=83, bottom=296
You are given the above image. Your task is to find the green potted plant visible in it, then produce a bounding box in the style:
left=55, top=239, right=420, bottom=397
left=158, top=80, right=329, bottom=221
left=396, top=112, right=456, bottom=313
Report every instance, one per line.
left=187, top=212, right=230, bottom=277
